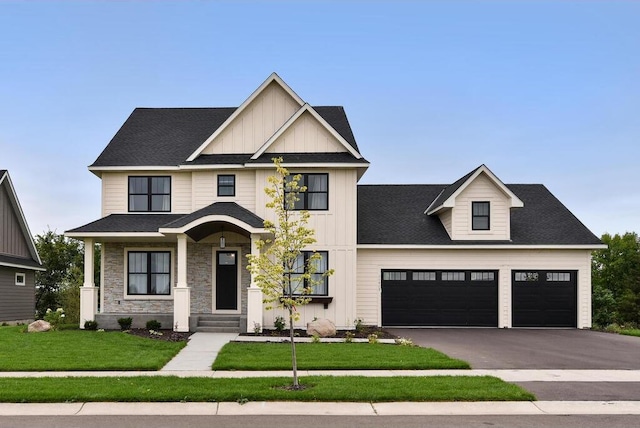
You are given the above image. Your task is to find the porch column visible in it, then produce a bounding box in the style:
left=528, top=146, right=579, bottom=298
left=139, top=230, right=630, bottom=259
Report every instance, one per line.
left=79, top=238, right=98, bottom=329
left=246, top=233, right=263, bottom=332
left=173, top=234, right=191, bottom=332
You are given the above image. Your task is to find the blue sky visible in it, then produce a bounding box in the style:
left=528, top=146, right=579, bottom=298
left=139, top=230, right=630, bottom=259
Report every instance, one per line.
left=1, top=1, right=638, bottom=238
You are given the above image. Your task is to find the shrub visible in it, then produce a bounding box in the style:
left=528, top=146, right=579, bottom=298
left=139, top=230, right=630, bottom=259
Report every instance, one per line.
left=368, top=333, right=379, bottom=344
left=344, top=331, right=354, bottom=343
left=43, top=308, right=67, bottom=330
left=58, top=285, right=80, bottom=324
left=274, top=316, right=286, bottom=332
left=311, top=334, right=321, bottom=343
left=84, top=320, right=98, bottom=330
left=354, top=318, right=364, bottom=333
left=118, top=317, right=133, bottom=331
left=146, top=320, right=161, bottom=331
left=394, top=337, right=414, bottom=347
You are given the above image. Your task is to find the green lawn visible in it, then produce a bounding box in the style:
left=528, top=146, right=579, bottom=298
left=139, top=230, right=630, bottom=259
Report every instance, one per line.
left=212, top=342, right=470, bottom=370
left=0, top=375, right=534, bottom=403
left=620, top=329, right=640, bottom=338
left=0, top=326, right=185, bottom=371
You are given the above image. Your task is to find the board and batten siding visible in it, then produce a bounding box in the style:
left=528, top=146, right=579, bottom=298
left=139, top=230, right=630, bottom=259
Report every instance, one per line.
left=192, top=170, right=256, bottom=212
left=266, top=111, right=349, bottom=154
left=102, top=172, right=194, bottom=216
left=356, top=248, right=593, bottom=328
left=202, top=82, right=300, bottom=155
left=0, top=267, right=35, bottom=321
left=0, top=186, right=30, bottom=258
left=451, top=173, right=510, bottom=240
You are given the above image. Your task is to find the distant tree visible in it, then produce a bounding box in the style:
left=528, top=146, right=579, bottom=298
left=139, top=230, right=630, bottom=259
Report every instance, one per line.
left=34, top=230, right=100, bottom=320
left=591, top=232, right=640, bottom=326
left=247, top=158, right=333, bottom=389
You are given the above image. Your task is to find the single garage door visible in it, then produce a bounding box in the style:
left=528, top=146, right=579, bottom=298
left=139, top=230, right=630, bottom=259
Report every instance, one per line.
left=512, top=270, right=577, bottom=327
left=382, top=270, right=498, bottom=327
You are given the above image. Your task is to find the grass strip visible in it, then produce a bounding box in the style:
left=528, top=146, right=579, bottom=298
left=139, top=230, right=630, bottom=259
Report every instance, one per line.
left=0, top=376, right=534, bottom=402
left=0, top=326, right=185, bottom=371
left=620, top=329, right=640, bottom=338
left=213, top=342, right=470, bottom=370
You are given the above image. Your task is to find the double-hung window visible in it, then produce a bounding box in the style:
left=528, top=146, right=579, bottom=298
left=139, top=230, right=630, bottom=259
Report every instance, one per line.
left=288, top=251, right=328, bottom=295
left=128, top=177, right=171, bottom=212
left=217, top=175, right=235, bottom=196
left=127, top=251, right=171, bottom=296
left=472, top=201, right=490, bottom=230
left=284, top=173, right=328, bottom=210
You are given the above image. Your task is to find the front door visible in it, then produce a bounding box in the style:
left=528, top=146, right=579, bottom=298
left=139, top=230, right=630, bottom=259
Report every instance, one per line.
left=215, top=251, right=238, bottom=311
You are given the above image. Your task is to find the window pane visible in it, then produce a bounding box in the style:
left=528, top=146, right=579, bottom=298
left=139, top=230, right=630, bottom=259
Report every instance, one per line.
left=151, top=195, right=170, bottom=211
left=310, top=252, right=328, bottom=273
left=128, top=274, right=147, bottom=294
left=442, top=272, right=465, bottom=281
left=515, top=272, right=539, bottom=282
left=471, top=272, right=494, bottom=281
left=130, top=195, right=148, bottom=211
left=128, top=253, right=148, bottom=273
left=307, top=175, right=327, bottom=192
left=151, top=274, right=171, bottom=295
left=218, top=252, right=237, bottom=266
left=412, top=271, right=436, bottom=281
left=383, top=271, right=407, bottom=281
left=472, top=217, right=489, bottom=230
left=473, top=202, right=489, bottom=216
left=151, top=177, right=170, bottom=194
left=151, top=253, right=170, bottom=273
left=129, top=177, right=148, bottom=193
left=218, top=186, right=234, bottom=196
left=288, top=274, right=306, bottom=294
left=218, top=175, right=234, bottom=186
left=308, top=193, right=328, bottom=210
left=291, top=254, right=305, bottom=273
left=310, top=274, right=327, bottom=295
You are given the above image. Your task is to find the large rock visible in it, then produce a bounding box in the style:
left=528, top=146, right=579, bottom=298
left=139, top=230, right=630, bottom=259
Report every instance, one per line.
left=28, top=320, right=51, bottom=333
left=307, top=318, right=336, bottom=337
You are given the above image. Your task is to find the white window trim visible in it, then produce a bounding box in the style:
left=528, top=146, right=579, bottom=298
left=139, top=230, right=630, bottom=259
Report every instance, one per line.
left=470, top=201, right=491, bottom=234
left=15, top=272, right=26, bottom=286
left=123, top=247, right=175, bottom=300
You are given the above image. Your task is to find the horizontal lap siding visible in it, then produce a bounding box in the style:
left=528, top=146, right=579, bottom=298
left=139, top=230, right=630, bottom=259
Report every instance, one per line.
left=0, top=268, right=35, bottom=321
left=357, top=249, right=592, bottom=328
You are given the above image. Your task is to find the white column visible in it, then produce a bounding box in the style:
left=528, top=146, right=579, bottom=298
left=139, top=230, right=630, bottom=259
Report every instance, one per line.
left=79, top=238, right=98, bottom=329
left=246, top=233, right=263, bottom=332
left=173, top=234, right=191, bottom=332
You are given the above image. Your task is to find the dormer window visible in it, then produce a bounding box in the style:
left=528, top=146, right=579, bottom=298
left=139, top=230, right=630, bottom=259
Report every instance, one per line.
left=128, top=177, right=171, bottom=212
left=472, top=201, right=490, bottom=230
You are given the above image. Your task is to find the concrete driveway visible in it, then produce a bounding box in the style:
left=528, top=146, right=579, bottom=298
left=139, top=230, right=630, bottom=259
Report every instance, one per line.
left=389, top=328, right=640, bottom=369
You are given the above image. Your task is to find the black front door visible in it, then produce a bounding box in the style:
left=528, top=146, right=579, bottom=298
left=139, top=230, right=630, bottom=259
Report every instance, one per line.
left=216, top=251, right=238, bottom=310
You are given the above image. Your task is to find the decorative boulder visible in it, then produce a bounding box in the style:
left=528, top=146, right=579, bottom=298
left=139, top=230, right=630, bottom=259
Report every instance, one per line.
left=307, top=318, right=336, bottom=337
left=28, top=320, right=51, bottom=333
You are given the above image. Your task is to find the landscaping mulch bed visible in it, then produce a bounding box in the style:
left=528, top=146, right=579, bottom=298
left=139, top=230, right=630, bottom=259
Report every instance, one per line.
left=126, top=328, right=191, bottom=342
left=244, top=326, right=397, bottom=340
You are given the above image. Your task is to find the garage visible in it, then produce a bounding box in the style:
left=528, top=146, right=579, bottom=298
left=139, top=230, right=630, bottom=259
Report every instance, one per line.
left=381, top=270, right=498, bottom=327
left=512, top=270, right=577, bottom=327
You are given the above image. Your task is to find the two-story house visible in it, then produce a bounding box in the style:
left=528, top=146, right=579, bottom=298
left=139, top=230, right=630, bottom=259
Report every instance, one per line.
left=0, top=170, right=43, bottom=323
left=66, top=73, right=604, bottom=332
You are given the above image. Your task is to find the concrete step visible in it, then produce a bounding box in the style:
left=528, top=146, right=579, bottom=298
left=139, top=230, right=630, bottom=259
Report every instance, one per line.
left=195, top=326, right=240, bottom=333
left=198, top=320, right=239, bottom=328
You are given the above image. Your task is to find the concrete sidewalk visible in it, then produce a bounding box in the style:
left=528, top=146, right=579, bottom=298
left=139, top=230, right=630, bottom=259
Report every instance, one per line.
left=161, top=332, right=238, bottom=371
left=1, top=401, right=640, bottom=416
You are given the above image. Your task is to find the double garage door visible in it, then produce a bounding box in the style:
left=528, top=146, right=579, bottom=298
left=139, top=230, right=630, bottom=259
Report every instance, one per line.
left=381, top=269, right=576, bottom=327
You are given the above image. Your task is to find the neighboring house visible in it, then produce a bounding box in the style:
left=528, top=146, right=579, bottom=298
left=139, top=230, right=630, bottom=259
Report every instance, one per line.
left=65, top=73, right=604, bottom=332
left=0, top=170, right=43, bottom=323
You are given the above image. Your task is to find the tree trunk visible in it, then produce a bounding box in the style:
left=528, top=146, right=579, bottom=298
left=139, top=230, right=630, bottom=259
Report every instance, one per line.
left=289, top=306, right=299, bottom=388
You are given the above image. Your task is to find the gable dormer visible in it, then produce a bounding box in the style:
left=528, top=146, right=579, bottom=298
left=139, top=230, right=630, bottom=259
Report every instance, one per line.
left=426, top=165, right=523, bottom=241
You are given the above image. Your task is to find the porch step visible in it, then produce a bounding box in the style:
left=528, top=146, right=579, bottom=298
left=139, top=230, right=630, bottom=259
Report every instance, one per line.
left=195, top=315, right=241, bottom=333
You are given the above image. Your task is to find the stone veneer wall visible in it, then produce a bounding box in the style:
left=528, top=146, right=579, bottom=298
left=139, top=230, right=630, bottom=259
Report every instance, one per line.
left=102, top=241, right=251, bottom=319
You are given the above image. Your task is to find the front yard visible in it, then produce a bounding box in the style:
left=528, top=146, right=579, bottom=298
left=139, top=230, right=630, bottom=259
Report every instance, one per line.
left=212, top=342, right=470, bottom=370
left=0, top=326, right=185, bottom=371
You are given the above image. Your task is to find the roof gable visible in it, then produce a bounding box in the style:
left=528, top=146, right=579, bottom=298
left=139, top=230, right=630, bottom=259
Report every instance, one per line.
left=0, top=171, right=42, bottom=267
left=187, top=73, right=304, bottom=161
left=251, top=104, right=362, bottom=160
left=425, top=165, right=524, bottom=215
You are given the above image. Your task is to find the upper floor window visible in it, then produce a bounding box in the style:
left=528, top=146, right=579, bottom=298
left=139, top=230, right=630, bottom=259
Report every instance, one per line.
left=129, top=176, right=170, bottom=212
left=285, top=173, right=328, bottom=210
left=127, top=251, right=171, bottom=295
left=217, top=175, right=236, bottom=197
left=15, top=273, right=26, bottom=286
left=289, top=251, right=329, bottom=295
left=472, top=201, right=490, bottom=230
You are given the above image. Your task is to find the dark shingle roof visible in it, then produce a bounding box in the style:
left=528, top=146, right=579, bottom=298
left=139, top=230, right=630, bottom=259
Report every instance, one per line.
left=91, top=106, right=361, bottom=168
left=426, top=166, right=481, bottom=213
left=66, top=214, right=184, bottom=233
left=358, top=184, right=602, bottom=246
left=161, top=202, right=264, bottom=229
left=0, top=254, right=42, bottom=270
left=0, top=170, right=6, bottom=178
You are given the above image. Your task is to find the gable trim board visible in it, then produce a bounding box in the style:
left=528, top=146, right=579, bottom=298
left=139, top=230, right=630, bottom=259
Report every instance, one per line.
left=187, top=73, right=305, bottom=162
left=358, top=244, right=606, bottom=250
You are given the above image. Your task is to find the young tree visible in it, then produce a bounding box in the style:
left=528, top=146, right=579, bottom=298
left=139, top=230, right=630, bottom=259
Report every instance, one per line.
left=247, top=158, right=333, bottom=389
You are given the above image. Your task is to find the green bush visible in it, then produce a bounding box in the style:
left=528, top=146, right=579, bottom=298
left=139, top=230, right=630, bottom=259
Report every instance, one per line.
left=58, top=285, right=80, bottom=324
left=118, top=317, right=133, bottom=331
left=146, top=320, right=161, bottom=331
left=84, top=320, right=98, bottom=330
left=273, top=316, right=285, bottom=332
left=43, top=308, right=67, bottom=330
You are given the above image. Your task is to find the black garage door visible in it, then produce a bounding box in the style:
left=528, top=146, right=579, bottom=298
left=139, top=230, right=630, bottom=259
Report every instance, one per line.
left=512, top=270, right=577, bottom=327
left=382, top=270, right=498, bottom=327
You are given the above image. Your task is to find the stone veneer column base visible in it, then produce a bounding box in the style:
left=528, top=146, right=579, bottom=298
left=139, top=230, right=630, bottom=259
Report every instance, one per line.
left=173, top=287, right=191, bottom=332
left=79, top=287, right=98, bottom=329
